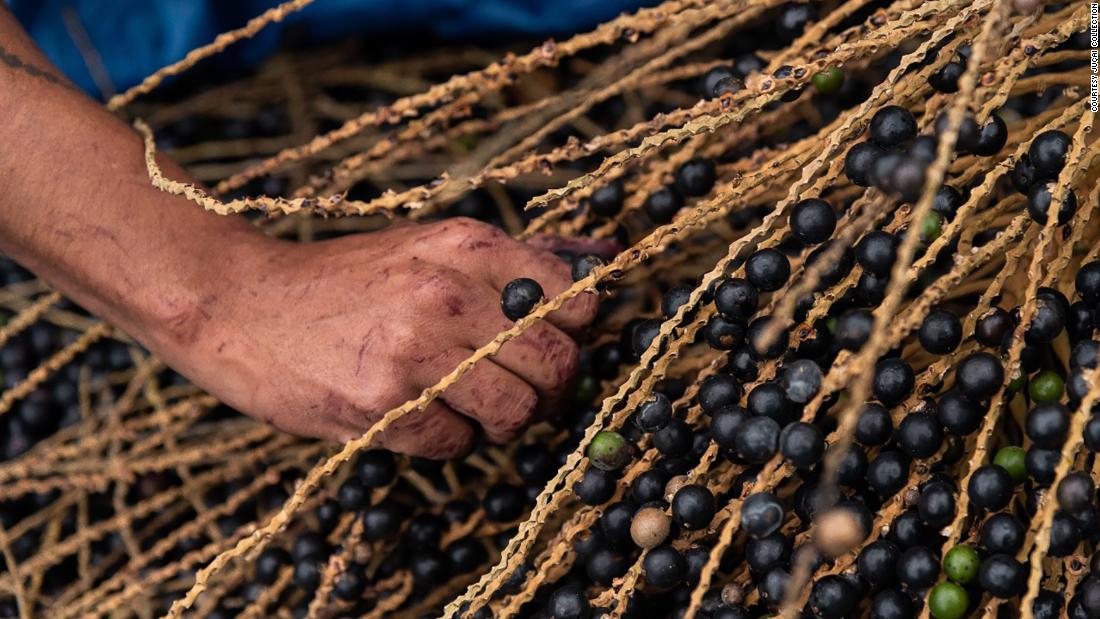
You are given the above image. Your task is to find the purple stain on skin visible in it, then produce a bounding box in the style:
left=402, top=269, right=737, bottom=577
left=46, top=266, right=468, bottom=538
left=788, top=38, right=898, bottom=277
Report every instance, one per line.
left=459, top=237, right=498, bottom=251
left=444, top=295, right=465, bottom=317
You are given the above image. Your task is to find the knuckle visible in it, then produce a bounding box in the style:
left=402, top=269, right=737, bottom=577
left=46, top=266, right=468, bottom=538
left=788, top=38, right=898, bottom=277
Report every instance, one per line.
left=386, top=317, right=421, bottom=351
left=441, top=216, right=480, bottom=238
left=432, top=274, right=465, bottom=301
left=407, top=270, right=465, bottom=310
left=440, top=217, right=507, bottom=250
left=446, top=216, right=481, bottom=231
left=356, top=383, right=401, bottom=419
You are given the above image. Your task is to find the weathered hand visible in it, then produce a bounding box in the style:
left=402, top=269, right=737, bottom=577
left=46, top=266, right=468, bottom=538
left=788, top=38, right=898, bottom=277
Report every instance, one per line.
left=161, top=218, right=600, bottom=458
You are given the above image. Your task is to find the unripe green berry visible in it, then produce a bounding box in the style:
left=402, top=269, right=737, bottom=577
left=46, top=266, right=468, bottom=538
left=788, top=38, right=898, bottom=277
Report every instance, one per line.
left=928, top=581, right=969, bottom=619
left=920, top=212, right=943, bottom=242
left=943, top=544, right=980, bottom=583
left=574, top=374, right=598, bottom=403
left=1028, top=370, right=1064, bottom=403
left=587, top=431, right=633, bottom=471
left=811, top=66, right=844, bottom=94
left=993, top=446, right=1027, bottom=483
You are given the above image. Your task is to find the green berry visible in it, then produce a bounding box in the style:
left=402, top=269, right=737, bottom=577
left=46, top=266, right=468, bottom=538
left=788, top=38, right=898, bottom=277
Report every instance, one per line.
left=587, top=431, right=632, bottom=471
left=825, top=316, right=837, bottom=335
left=1028, top=370, right=1064, bottom=403
left=928, top=581, right=969, bottom=619
left=993, top=446, right=1027, bottom=483
left=574, top=374, right=598, bottom=403
left=943, top=544, right=980, bottom=583
left=811, top=66, right=844, bottom=94
left=920, top=212, right=943, bottom=242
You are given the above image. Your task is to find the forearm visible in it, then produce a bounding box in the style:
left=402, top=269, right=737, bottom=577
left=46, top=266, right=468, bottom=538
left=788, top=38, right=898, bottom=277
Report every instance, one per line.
left=0, top=10, right=270, bottom=352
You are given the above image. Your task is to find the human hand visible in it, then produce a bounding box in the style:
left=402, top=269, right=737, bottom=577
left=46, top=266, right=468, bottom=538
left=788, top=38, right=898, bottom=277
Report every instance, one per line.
left=157, top=218, right=602, bottom=458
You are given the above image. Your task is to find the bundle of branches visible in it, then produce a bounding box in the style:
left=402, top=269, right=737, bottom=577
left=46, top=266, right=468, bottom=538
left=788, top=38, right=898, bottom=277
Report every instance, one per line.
left=0, top=0, right=1096, bottom=618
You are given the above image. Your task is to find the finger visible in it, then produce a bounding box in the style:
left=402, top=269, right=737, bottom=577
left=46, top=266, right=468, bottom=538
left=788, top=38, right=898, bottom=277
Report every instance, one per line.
left=418, top=348, right=538, bottom=444
left=374, top=401, right=476, bottom=460
left=497, top=320, right=580, bottom=395
left=559, top=291, right=600, bottom=334
left=422, top=268, right=583, bottom=394
left=460, top=289, right=581, bottom=395
left=525, top=234, right=622, bottom=260
left=428, top=218, right=598, bottom=331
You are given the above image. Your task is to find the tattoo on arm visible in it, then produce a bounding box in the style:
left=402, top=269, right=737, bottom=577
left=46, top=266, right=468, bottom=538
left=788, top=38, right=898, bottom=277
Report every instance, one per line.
left=0, top=43, right=74, bottom=89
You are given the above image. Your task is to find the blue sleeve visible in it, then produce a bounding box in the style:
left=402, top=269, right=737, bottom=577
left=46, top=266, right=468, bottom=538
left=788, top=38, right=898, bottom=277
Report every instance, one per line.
left=6, top=0, right=653, bottom=97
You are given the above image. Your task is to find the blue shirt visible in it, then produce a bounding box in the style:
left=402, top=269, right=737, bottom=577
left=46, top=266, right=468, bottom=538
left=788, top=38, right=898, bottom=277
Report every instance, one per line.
left=8, top=0, right=652, bottom=96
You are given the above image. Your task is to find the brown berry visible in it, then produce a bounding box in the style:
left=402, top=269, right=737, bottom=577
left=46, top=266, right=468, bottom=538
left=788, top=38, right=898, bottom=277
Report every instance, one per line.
left=814, top=508, right=865, bottom=557
left=664, top=475, right=690, bottom=502
left=630, top=507, right=671, bottom=549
